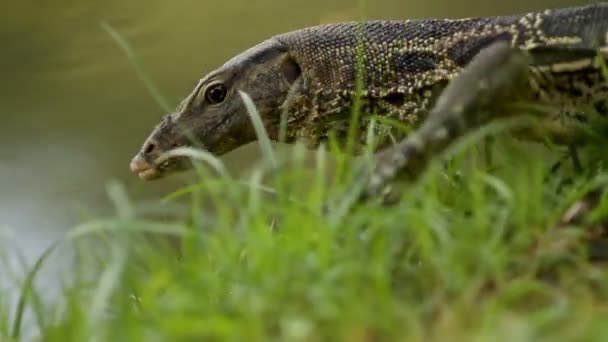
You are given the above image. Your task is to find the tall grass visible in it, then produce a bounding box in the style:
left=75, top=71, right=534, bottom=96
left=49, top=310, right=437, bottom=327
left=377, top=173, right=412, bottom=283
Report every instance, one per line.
left=3, top=16, right=608, bottom=342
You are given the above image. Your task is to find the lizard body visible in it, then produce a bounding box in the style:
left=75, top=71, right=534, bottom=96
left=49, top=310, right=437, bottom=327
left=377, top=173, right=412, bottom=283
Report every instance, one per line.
left=129, top=3, right=608, bottom=199
left=274, top=10, right=608, bottom=148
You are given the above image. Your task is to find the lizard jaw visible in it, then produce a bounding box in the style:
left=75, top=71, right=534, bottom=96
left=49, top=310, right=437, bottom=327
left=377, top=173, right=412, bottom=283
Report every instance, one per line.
left=129, top=155, right=163, bottom=181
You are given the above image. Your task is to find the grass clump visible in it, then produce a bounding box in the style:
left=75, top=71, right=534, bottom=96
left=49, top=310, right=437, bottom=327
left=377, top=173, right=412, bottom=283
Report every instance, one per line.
left=6, top=115, right=608, bottom=341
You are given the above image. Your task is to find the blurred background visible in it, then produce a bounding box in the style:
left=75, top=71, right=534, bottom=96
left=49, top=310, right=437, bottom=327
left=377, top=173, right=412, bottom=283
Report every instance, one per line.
left=0, top=0, right=589, bottom=329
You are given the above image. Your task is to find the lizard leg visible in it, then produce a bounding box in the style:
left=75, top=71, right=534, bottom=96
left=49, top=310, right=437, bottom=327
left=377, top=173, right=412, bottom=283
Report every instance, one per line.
left=361, top=40, right=531, bottom=202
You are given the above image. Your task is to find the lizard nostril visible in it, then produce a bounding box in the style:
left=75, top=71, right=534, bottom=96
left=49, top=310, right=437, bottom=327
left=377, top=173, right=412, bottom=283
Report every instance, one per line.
left=144, top=141, right=156, bottom=155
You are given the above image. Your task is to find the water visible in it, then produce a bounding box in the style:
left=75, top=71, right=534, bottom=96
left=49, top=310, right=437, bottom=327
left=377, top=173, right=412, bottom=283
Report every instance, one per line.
left=0, top=0, right=586, bottom=334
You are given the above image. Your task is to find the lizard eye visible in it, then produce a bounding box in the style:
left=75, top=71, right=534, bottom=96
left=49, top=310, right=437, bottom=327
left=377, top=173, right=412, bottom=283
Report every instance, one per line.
left=205, top=82, right=227, bottom=104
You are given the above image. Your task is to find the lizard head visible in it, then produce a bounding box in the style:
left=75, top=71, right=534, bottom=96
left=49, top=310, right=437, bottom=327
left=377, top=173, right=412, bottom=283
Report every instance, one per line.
left=129, top=39, right=302, bottom=180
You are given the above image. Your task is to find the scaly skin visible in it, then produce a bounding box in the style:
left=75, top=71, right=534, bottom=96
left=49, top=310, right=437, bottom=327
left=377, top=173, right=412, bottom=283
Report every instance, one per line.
left=129, top=3, right=608, bottom=196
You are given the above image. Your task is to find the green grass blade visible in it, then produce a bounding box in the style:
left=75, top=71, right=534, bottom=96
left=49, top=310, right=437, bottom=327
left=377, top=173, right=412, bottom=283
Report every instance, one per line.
left=155, top=146, right=232, bottom=185
left=11, top=242, right=58, bottom=340
left=239, top=90, right=278, bottom=169
left=100, top=21, right=172, bottom=113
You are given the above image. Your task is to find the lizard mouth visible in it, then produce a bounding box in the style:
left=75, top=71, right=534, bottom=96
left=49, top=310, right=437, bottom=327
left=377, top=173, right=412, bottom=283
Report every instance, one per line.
left=129, top=155, right=164, bottom=180
left=130, top=153, right=194, bottom=180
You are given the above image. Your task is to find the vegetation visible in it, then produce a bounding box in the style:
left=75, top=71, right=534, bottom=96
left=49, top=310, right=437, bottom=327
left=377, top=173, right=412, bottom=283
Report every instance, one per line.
left=4, top=20, right=608, bottom=342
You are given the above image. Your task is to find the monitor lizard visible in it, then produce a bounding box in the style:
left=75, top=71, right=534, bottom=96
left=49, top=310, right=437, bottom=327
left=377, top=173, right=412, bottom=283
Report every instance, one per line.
left=129, top=3, right=608, bottom=207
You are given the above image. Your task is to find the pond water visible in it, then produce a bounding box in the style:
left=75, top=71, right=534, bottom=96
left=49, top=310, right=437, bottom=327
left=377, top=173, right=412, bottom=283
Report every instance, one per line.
left=0, top=0, right=584, bottom=334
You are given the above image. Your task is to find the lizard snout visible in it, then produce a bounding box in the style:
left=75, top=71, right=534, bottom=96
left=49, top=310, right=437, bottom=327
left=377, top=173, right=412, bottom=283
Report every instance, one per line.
left=130, top=139, right=163, bottom=180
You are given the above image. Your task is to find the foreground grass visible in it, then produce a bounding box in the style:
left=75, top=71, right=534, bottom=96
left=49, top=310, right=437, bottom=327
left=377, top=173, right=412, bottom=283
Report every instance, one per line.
left=4, top=123, right=608, bottom=341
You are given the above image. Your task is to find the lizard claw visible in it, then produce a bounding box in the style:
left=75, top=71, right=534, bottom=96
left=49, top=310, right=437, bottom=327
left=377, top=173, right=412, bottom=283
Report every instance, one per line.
left=555, top=186, right=608, bottom=261
left=354, top=146, right=410, bottom=205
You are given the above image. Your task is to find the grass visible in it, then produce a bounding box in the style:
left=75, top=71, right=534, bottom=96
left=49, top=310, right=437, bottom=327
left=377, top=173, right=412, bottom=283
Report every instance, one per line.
left=4, top=19, right=608, bottom=342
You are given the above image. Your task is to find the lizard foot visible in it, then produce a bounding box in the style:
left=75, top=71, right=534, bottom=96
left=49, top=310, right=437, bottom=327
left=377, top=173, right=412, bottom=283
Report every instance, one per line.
left=556, top=186, right=608, bottom=261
